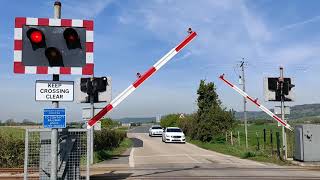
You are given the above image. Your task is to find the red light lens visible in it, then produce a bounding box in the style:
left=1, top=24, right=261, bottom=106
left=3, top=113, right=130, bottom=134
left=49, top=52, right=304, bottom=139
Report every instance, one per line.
left=67, top=35, right=76, bottom=42
left=30, top=31, right=43, bottom=43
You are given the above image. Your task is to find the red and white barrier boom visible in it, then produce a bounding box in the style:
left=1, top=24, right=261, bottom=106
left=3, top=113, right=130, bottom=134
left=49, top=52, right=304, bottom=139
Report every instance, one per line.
left=219, top=74, right=293, bottom=131
left=87, top=31, right=197, bottom=129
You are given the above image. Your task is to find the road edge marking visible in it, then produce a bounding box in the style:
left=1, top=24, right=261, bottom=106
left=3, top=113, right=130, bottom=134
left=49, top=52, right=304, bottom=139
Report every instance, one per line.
left=185, top=154, right=201, bottom=163
left=129, top=147, right=135, bottom=168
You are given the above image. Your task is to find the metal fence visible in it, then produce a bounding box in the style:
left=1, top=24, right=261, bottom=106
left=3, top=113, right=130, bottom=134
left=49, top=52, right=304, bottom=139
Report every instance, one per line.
left=24, top=128, right=89, bottom=180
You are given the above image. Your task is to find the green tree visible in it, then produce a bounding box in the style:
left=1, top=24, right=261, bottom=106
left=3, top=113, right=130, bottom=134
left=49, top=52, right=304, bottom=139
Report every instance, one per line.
left=160, top=114, right=180, bottom=127
left=101, top=118, right=120, bottom=129
left=191, top=80, right=235, bottom=142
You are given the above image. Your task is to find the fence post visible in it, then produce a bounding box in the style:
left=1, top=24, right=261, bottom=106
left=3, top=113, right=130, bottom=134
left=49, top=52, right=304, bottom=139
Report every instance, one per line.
left=230, top=131, right=233, bottom=146
left=263, top=128, right=266, bottom=150
left=256, top=131, right=260, bottom=151
left=276, top=131, right=282, bottom=160
left=270, top=129, right=273, bottom=155
left=226, top=132, right=228, bottom=143
left=238, top=131, right=240, bottom=146
left=24, top=129, right=29, bottom=180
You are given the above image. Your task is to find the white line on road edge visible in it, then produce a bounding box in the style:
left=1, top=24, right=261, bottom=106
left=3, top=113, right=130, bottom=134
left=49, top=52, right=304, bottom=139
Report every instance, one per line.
left=129, top=148, right=135, bottom=168
left=185, top=154, right=201, bottom=163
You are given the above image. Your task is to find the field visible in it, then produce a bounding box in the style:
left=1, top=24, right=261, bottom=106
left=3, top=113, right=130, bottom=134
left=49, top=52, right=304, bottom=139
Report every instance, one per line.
left=0, top=126, right=25, bottom=139
left=189, top=123, right=295, bottom=165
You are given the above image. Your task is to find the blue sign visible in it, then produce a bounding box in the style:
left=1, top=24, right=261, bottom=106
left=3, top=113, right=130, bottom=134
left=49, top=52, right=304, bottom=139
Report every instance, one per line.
left=43, top=108, right=66, bottom=128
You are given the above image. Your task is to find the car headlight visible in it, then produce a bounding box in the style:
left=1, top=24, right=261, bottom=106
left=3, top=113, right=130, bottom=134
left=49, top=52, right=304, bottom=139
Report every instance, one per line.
left=165, top=134, right=170, bottom=137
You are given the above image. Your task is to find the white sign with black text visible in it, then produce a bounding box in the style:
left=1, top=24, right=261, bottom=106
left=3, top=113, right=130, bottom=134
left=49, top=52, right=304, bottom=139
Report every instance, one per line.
left=36, top=80, right=74, bottom=101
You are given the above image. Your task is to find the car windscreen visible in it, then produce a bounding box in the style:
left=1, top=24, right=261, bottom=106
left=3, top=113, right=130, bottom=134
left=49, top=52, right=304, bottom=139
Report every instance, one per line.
left=152, top=127, right=162, bottom=129
left=167, top=128, right=182, bottom=132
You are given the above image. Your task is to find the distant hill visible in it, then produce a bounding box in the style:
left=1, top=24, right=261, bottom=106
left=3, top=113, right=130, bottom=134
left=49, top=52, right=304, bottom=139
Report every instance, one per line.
left=235, top=103, right=320, bottom=120
left=116, top=117, right=156, bottom=123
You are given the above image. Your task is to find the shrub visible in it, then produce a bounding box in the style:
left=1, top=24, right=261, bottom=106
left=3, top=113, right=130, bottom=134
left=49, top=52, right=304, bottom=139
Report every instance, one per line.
left=160, top=114, right=179, bottom=128
left=0, top=133, right=25, bottom=168
left=242, top=151, right=256, bottom=158
left=94, top=129, right=126, bottom=151
left=101, top=118, right=120, bottom=129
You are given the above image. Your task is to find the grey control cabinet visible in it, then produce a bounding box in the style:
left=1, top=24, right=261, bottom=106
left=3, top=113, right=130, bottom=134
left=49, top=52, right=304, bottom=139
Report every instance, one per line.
left=294, top=124, right=320, bottom=162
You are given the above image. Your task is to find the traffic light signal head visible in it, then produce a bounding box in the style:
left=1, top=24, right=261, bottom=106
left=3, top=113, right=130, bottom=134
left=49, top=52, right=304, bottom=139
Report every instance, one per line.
left=14, top=17, right=94, bottom=75
left=78, top=77, right=111, bottom=103
left=264, top=77, right=295, bottom=101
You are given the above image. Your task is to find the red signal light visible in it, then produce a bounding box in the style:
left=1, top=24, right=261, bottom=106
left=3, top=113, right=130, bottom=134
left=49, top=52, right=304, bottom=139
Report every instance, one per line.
left=30, top=31, right=43, bottom=43
left=27, top=28, right=45, bottom=49
left=67, top=34, right=76, bottom=42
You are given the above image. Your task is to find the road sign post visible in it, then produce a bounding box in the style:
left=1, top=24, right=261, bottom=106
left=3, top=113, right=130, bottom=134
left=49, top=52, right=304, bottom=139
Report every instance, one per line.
left=51, top=2, right=61, bottom=180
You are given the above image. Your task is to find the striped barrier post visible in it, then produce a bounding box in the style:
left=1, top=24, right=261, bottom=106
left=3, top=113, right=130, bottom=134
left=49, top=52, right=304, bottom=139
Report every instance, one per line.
left=87, top=31, right=197, bottom=129
left=219, top=74, right=293, bottom=131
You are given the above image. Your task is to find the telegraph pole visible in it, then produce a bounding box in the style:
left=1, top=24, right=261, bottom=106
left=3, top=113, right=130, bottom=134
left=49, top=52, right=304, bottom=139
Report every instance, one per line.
left=279, top=67, right=287, bottom=160
left=240, top=59, right=248, bottom=150
left=51, top=2, right=61, bottom=180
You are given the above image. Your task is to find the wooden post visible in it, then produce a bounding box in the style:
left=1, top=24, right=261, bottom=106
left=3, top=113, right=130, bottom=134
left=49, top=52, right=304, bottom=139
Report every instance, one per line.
left=263, top=128, right=266, bottom=150
left=238, top=131, right=240, bottom=146
left=256, top=131, right=260, bottom=151
left=276, top=131, right=282, bottom=160
left=270, top=129, right=273, bottom=155
left=231, top=131, right=233, bottom=146
left=226, top=132, right=228, bottom=143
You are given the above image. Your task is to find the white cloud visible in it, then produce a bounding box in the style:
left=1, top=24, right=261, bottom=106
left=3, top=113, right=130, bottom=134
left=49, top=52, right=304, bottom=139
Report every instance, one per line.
left=240, top=3, right=272, bottom=42
left=279, top=15, right=320, bottom=31
left=61, top=0, right=113, bottom=18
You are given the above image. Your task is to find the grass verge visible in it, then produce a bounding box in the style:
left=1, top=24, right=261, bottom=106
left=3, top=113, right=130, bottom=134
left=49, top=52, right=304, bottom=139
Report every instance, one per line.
left=188, top=138, right=291, bottom=165
left=93, top=138, right=133, bottom=163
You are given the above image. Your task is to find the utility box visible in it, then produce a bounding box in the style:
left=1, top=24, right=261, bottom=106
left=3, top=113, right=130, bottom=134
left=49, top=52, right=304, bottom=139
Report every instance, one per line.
left=294, top=124, right=320, bottom=162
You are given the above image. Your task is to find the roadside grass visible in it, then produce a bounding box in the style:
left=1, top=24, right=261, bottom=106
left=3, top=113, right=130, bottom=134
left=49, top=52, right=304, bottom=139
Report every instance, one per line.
left=0, top=127, right=25, bottom=139
left=188, top=123, right=295, bottom=165
left=116, top=126, right=129, bottom=131
left=93, top=138, right=133, bottom=163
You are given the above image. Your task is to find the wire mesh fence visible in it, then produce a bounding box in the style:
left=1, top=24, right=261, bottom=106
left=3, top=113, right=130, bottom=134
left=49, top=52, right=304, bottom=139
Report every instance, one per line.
left=24, top=128, right=89, bottom=180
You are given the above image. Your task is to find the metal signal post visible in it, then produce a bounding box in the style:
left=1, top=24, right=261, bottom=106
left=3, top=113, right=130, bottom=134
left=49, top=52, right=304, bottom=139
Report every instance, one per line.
left=279, top=67, right=288, bottom=160
left=51, top=2, right=61, bottom=180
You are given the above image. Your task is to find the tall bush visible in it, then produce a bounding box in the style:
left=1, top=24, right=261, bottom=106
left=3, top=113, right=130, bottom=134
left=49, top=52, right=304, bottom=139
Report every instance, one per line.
left=0, top=134, right=24, bottom=168
left=94, top=129, right=126, bottom=151
left=160, top=114, right=180, bottom=127
left=190, top=80, right=236, bottom=142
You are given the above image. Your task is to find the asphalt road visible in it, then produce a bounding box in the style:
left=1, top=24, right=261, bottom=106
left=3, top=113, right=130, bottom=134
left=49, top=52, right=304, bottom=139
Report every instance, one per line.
left=91, top=125, right=320, bottom=179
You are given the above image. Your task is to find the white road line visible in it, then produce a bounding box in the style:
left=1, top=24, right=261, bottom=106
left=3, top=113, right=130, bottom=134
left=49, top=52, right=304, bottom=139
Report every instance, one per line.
left=129, top=148, right=135, bottom=168
left=134, top=154, right=187, bottom=158
left=134, top=154, right=218, bottom=158
left=185, top=154, right=201, bottom=163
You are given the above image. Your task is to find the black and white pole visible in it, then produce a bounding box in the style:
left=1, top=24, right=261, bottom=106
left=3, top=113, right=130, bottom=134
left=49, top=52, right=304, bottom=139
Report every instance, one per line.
left=279, top=67, right=287, bottom=160
left=51, top=2, right=61, bottom=180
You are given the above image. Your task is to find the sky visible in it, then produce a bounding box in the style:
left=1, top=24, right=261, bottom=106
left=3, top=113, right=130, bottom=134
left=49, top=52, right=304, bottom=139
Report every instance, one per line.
left=1, top=0, right=320, bottom=122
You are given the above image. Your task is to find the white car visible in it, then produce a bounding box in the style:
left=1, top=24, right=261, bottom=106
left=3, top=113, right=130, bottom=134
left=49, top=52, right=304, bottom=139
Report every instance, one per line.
left=149, top=125, right=163, bottom=137
left=162, top=127, right=186, bottom=143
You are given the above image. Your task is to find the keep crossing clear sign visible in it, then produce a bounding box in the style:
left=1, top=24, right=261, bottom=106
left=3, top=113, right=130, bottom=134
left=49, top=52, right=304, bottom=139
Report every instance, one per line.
left=36, top=80, right=74, bottom=101
left=43, top=108, right=66, bottom=128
